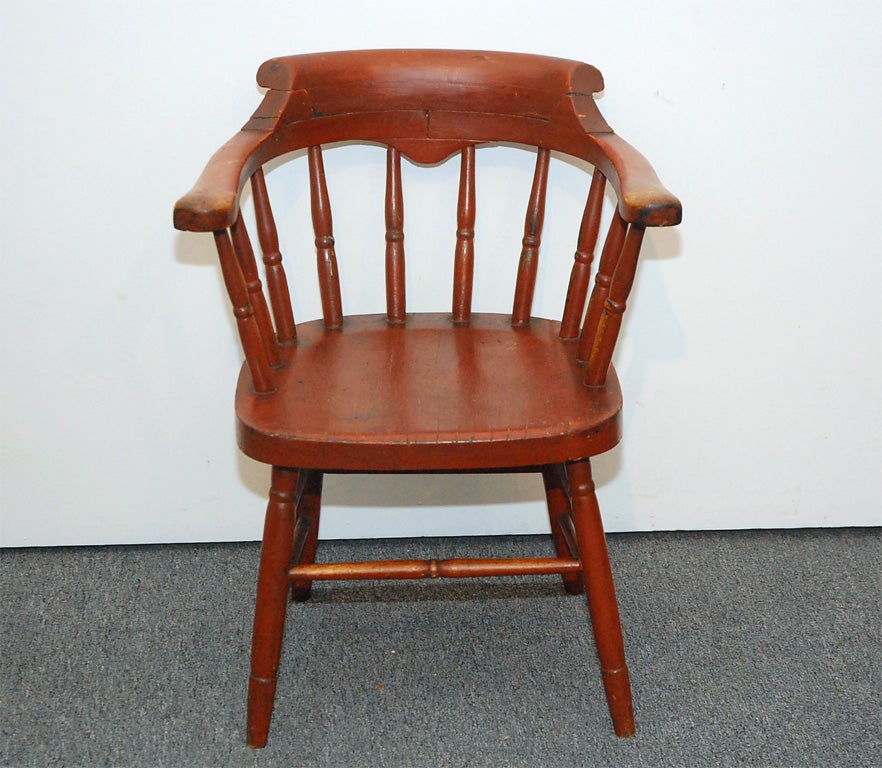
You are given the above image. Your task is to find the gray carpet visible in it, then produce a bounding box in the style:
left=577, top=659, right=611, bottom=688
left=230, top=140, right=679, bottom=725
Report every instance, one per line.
left=1, top=529, right=879, bottom=768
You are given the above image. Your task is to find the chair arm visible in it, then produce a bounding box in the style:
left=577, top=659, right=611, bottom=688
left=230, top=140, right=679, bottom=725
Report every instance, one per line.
left=173, top=130, right=272, bottom=232
left=586, top=133, right=682, bottom=228
left=174, top=123, right=682, bottom=232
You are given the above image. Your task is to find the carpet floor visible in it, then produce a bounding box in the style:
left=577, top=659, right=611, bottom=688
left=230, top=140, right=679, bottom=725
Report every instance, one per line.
left=1, top=528, right=879, bottom=767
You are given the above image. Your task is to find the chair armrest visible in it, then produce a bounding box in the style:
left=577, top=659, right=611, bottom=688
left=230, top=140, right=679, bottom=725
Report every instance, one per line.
left=173, top=130, right=271, bottom=232
left=173, top=121, right=682, bottom=233
left=587, top=133, right=682, bottom=227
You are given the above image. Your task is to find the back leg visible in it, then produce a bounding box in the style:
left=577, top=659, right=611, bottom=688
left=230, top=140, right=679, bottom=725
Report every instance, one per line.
left=566, top=458, right=635, bottom=737
left=290, top=470, right=323, bottom=602
left=541, top=464, right=584, bottom=595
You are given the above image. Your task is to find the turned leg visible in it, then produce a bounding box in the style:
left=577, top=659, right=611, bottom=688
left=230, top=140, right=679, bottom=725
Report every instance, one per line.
left=566, top=458, right=635, bottom=737
left=290, top=470, right=323, bottom=602
left=247, top=466, right=299, bottom=748
left=541, top=464, right=584, bottom=595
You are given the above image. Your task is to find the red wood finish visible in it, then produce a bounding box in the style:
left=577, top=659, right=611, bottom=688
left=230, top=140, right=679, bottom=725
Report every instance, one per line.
left=250, top=168, right=297, bottom=345
left=174, top=49, right=681, bottom=748
left=212, top=229, right=274, bottom=394
left=542, top=464, right=584, bottom=595
left=512, top=148, right=550, bottom=327
left=230, top=214, right=280, bottom=368
left=561, top=169, right=606, bottom=340
left=174, top=51, right=679, bottom=233
left=452, top=146, right=476, bottom=324
left=567, top=459, right=634, bottom=736
left=585, top=224, right=646, bottom=386
left=290, top=556, right=581, bottom=581
left=289, top=470, right=322, bottom=602
left=384, top=147, right=406, bottom=324
left=307, top=146, right=343, bottom=330
left=578, top=211, right=628, bottom=362
left=234, top=314, right=623, bottom=471
left=247, top=466, right=298, bottom=748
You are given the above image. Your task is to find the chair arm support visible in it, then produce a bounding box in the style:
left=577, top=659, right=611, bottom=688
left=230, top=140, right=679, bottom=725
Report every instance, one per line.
left=587, top=133, right=682, bottom=228
left=173, top=130, right=272, bottom=232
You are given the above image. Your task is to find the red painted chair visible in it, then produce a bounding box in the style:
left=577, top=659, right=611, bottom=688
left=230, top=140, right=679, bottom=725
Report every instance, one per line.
left=174, top=49, right=681, bottom=748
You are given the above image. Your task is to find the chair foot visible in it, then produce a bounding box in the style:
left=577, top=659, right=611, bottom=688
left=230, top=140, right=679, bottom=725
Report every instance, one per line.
left=566, top=459, right=636, bottom=737
left=602, top=666, right=635, bottom=737
left=246, top=674, right=278, bottom=748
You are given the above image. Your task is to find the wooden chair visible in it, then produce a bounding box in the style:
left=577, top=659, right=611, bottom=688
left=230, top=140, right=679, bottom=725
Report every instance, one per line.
left=174, top=49, right=681, bottom=748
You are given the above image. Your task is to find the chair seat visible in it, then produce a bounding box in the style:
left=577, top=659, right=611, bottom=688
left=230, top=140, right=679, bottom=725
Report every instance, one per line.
left=236, top=312, right=622, bottom=470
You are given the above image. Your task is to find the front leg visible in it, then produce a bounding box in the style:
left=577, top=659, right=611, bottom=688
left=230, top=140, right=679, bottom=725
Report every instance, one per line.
left=247, top=466, right=299, bottom=748
left=567, top=458, right=635, bottom=737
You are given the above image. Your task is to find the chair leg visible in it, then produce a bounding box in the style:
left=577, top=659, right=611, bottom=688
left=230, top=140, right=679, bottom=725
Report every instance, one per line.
left=247, top=466, right=299, bottom=749
left=290, top=470, right=323, bottom=602
left=541, top=464, right=584, bottom=595
left=566, top=459, right=635, bottom=737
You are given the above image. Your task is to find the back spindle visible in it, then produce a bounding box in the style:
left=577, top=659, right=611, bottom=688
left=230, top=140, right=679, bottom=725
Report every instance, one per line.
left=452, top=145, right=476, bottom=325
left=385, top=147, right=406, bottom=324
left=213, top=229, right=275, bottom=393
left=560, top=169, right=606, bottom=339
left=230, top=214, right=281, bottom=368
left=250, top=168, right=296, bottom=345
left=512, top=148, right=550, bottom=327
left=307, top=146, right=343, bottom=330
left=584, top=224, right=646, bottom=386
left=578, top=211, right=628, bottom=362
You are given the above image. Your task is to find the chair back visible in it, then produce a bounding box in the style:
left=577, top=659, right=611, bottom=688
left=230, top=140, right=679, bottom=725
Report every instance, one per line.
left=174, top=50, right=681, bottom=393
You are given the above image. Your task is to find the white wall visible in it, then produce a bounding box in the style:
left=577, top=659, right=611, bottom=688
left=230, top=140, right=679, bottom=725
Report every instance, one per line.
left=2, top=1, right=879, bottom=547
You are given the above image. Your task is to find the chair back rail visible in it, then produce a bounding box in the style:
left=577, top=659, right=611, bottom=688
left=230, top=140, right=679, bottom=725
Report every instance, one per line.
left=452, top=145, right=476, bottom=325
left=578, top=211, right=628, bottom=362
left=307, top=146, right=343, bottom=330
left=560, top=168, right=606, bottom=340
left=511, top=148, right=550, bottom=328
left=385, top=147, right=407, bottom=325
left=250, top=168, right=296, bottom=345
